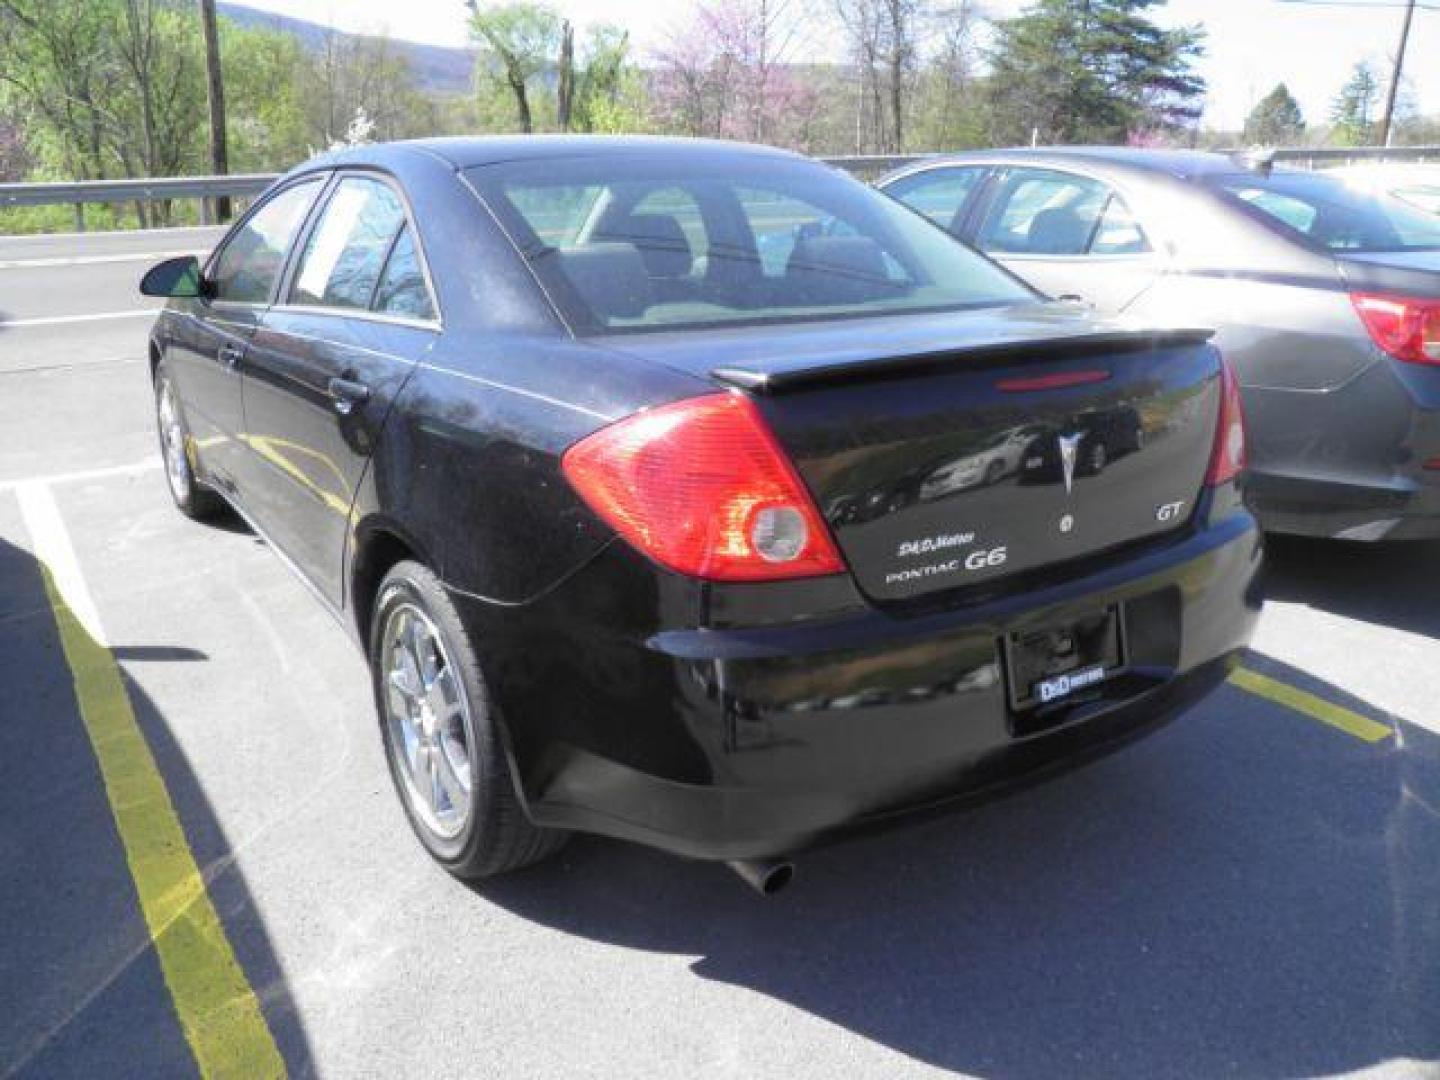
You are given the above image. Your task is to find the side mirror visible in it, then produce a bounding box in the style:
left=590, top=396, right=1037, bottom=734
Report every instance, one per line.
left=140, top=255, right=206, bottom=299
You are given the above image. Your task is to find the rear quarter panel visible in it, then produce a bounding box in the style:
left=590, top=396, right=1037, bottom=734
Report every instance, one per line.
left=356, top=334, right=706, bottom=605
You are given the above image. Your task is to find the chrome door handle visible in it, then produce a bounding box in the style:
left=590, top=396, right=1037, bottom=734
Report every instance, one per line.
left=327, top=376, right=371, bottom=415
left=219, top=342, right=245, bottom=368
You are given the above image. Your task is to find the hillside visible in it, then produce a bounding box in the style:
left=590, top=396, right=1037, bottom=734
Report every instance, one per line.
left=216, top=2, right=476, bottom=94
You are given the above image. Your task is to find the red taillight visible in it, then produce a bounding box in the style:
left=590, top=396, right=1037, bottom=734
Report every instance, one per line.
left=1351, top=293, right=1440, bottom=366
left=1206, top=356, right=1247, bottom=487
left=561, top=392, right=845, bottom=581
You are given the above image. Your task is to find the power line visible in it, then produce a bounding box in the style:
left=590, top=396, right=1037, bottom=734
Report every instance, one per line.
left=1273, top=0, right=1440, bottom=9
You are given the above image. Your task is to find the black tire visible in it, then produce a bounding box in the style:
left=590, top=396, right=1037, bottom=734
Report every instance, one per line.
left=984, top=459, right=1006, bottom=486
left=154, top=361, right=223, bottom=520
left=369, top=560, right=566, bottom=879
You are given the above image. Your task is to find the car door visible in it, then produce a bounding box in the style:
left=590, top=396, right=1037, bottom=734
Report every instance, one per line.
left=166, top=177, right=324, bottom=492
left=238, top=172, right=439, bottom=606
left=968, top=166, right=1163, bottom=316
left=881, top=165, right=993, bottom=238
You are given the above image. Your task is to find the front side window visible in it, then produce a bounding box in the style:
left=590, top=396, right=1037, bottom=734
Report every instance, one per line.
left=209, top=179, right=321, bottom=304
left=885, top=167, right=987, bottom=233
left=470, top=156, right=1033, bottom=333
left=1212, top=171, right=1440, bottom=252
left=290, top=176, right=406, bottom=311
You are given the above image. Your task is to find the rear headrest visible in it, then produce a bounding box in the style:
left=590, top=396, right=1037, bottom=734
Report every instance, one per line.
left=595, top=213, right=693, bottom=279
left=555, top=243, right=652, bottom=321
left=1026, top=207, right=1092, bottom=255
left=784, top=236, right=891, bottom=304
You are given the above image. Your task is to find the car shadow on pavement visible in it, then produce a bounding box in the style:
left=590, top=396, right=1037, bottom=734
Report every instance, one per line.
left=479, top=658, right=1439, bottom=1079
left=0, top=535, right=313, bottom=1079
left=1265, top=535, right=1440, bottom=639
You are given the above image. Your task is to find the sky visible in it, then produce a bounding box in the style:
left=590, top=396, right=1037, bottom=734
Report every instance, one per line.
left=228, top=0, right=1440, bottom=132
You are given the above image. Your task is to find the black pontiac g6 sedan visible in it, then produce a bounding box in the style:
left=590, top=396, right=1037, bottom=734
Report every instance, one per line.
left=141, top=137, right=1260, bottom=893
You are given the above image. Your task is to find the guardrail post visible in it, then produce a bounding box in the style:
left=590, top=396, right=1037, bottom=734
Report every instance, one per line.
left=73, top=202, right=85, bottom=233
left=199, top=196, right=212, bottom=226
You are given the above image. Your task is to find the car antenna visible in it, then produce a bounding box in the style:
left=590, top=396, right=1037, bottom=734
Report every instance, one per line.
left=1232, top=147, right=1276, bottom=175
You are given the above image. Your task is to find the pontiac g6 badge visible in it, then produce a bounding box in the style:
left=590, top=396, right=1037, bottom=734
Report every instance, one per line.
left=1058, top=432, right=1083, bottom=494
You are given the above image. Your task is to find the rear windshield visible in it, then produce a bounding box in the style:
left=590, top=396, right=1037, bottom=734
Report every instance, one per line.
left=1208, top=170, right=1440, bottom=253
left=467, top=155, right=1033, bottom=333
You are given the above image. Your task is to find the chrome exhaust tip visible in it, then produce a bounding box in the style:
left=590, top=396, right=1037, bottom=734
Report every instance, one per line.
left=726, top=858, right=795, bottom=896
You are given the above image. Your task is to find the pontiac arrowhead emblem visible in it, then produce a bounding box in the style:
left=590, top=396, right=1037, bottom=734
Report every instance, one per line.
left=1058, top=432, right=1083, bottom=494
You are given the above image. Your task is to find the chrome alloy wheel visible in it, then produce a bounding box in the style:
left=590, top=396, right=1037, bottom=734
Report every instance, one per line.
left=380, top=602, right=475, bottom=840
left=157, top=380, right=190, bottom=501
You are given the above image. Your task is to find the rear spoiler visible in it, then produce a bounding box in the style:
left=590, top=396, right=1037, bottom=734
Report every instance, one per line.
left=711, top=327, right=1215, bottom=394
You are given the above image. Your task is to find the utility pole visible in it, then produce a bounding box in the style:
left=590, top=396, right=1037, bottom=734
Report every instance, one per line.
left=1379, top=0, right=1416, bottom=147
left=197, top=0, right=231, bottom=221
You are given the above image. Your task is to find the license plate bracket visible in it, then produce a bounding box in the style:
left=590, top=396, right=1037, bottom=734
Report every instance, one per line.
left=1003, top=606, right=1127, bottom=712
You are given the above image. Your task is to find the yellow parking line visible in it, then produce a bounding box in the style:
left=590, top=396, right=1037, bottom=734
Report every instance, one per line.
left=19, top=484, right=284, bottom=1078
left=1230, top=666, right=1393, bottom=744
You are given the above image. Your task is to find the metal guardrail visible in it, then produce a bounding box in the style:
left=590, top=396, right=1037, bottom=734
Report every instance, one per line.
left=1254, top=146, right=1440, bottom=167
left=0, top=173, right=278, bottom=209
left=2, top=145, right=1438, bottom=231
left=0, top=173, right=278, bottom=231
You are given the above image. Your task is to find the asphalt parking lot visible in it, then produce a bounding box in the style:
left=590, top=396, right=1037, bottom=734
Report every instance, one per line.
left=1, top=229, right=1438, bottom=1079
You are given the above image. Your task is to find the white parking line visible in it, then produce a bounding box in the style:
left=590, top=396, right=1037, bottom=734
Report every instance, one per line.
left=14, top=482, right=108, bottom=644
left=0, top=458, right=160, bottom=494
left=0, top=310, right=156, bottom=329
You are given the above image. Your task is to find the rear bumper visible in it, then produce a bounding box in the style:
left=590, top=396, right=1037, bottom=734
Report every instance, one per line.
left=1246, top=469, right=1440, bottom=541
left=452, top=506, right=1262, bottom=861
left=1244, top=358, right=1440, bottom=541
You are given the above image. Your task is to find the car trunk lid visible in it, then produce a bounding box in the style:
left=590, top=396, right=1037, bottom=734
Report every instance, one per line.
left=606, top=304, right=1222, bottom=603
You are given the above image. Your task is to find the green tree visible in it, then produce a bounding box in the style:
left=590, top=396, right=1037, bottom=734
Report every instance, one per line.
left=1242, top=83, right=1305, bottom=146
left=0, top=1, right=127, bottom=181
left=464, top=2, right=563, bottom=133
left=984, top=0, right=1205, bottom=146
left=221, top=21, right=311, bottom=170
left=571, top=25, right=631, bottom=132
left=1331, top=61, right=1379, bottom=146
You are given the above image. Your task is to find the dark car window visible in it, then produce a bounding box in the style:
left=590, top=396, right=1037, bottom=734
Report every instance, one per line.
left=290, top=176, right=406, bottom=311
left=372, top=226, right=435, bottom=321
left=470, top=156, right=1033, bottom=333
left=977, top=167, right=1150, bottom=257
left=885, top=166, right=987, bottom=232
left=209, top=179, right=321, bottom=304
left=1211, top=171, right=1440, bottom=252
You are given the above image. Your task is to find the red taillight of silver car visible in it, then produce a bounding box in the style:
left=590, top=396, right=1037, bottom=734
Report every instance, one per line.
left=1351, top=292, right=1440, bottom=367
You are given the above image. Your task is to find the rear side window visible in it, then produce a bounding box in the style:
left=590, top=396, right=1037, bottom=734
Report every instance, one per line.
left=372, top=226, right=435, bottom=321
left=885, top=167, right=986, bottom=232
left=290, top=177, right=406, bottom=311
left=978, top=168, right=1150, bottom=257
left=209, top=179, right=321, bottom=304
left=1213, top=171, right=1440, bottom=252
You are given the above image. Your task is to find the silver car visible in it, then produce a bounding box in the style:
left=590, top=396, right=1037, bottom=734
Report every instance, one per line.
left=880, top=149, right=1440, bottom=541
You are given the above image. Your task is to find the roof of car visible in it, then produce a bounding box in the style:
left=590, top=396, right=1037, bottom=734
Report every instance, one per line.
left=892, top=147, right=1275, bottom=183
left=309, top=135, right=807, bottom=172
